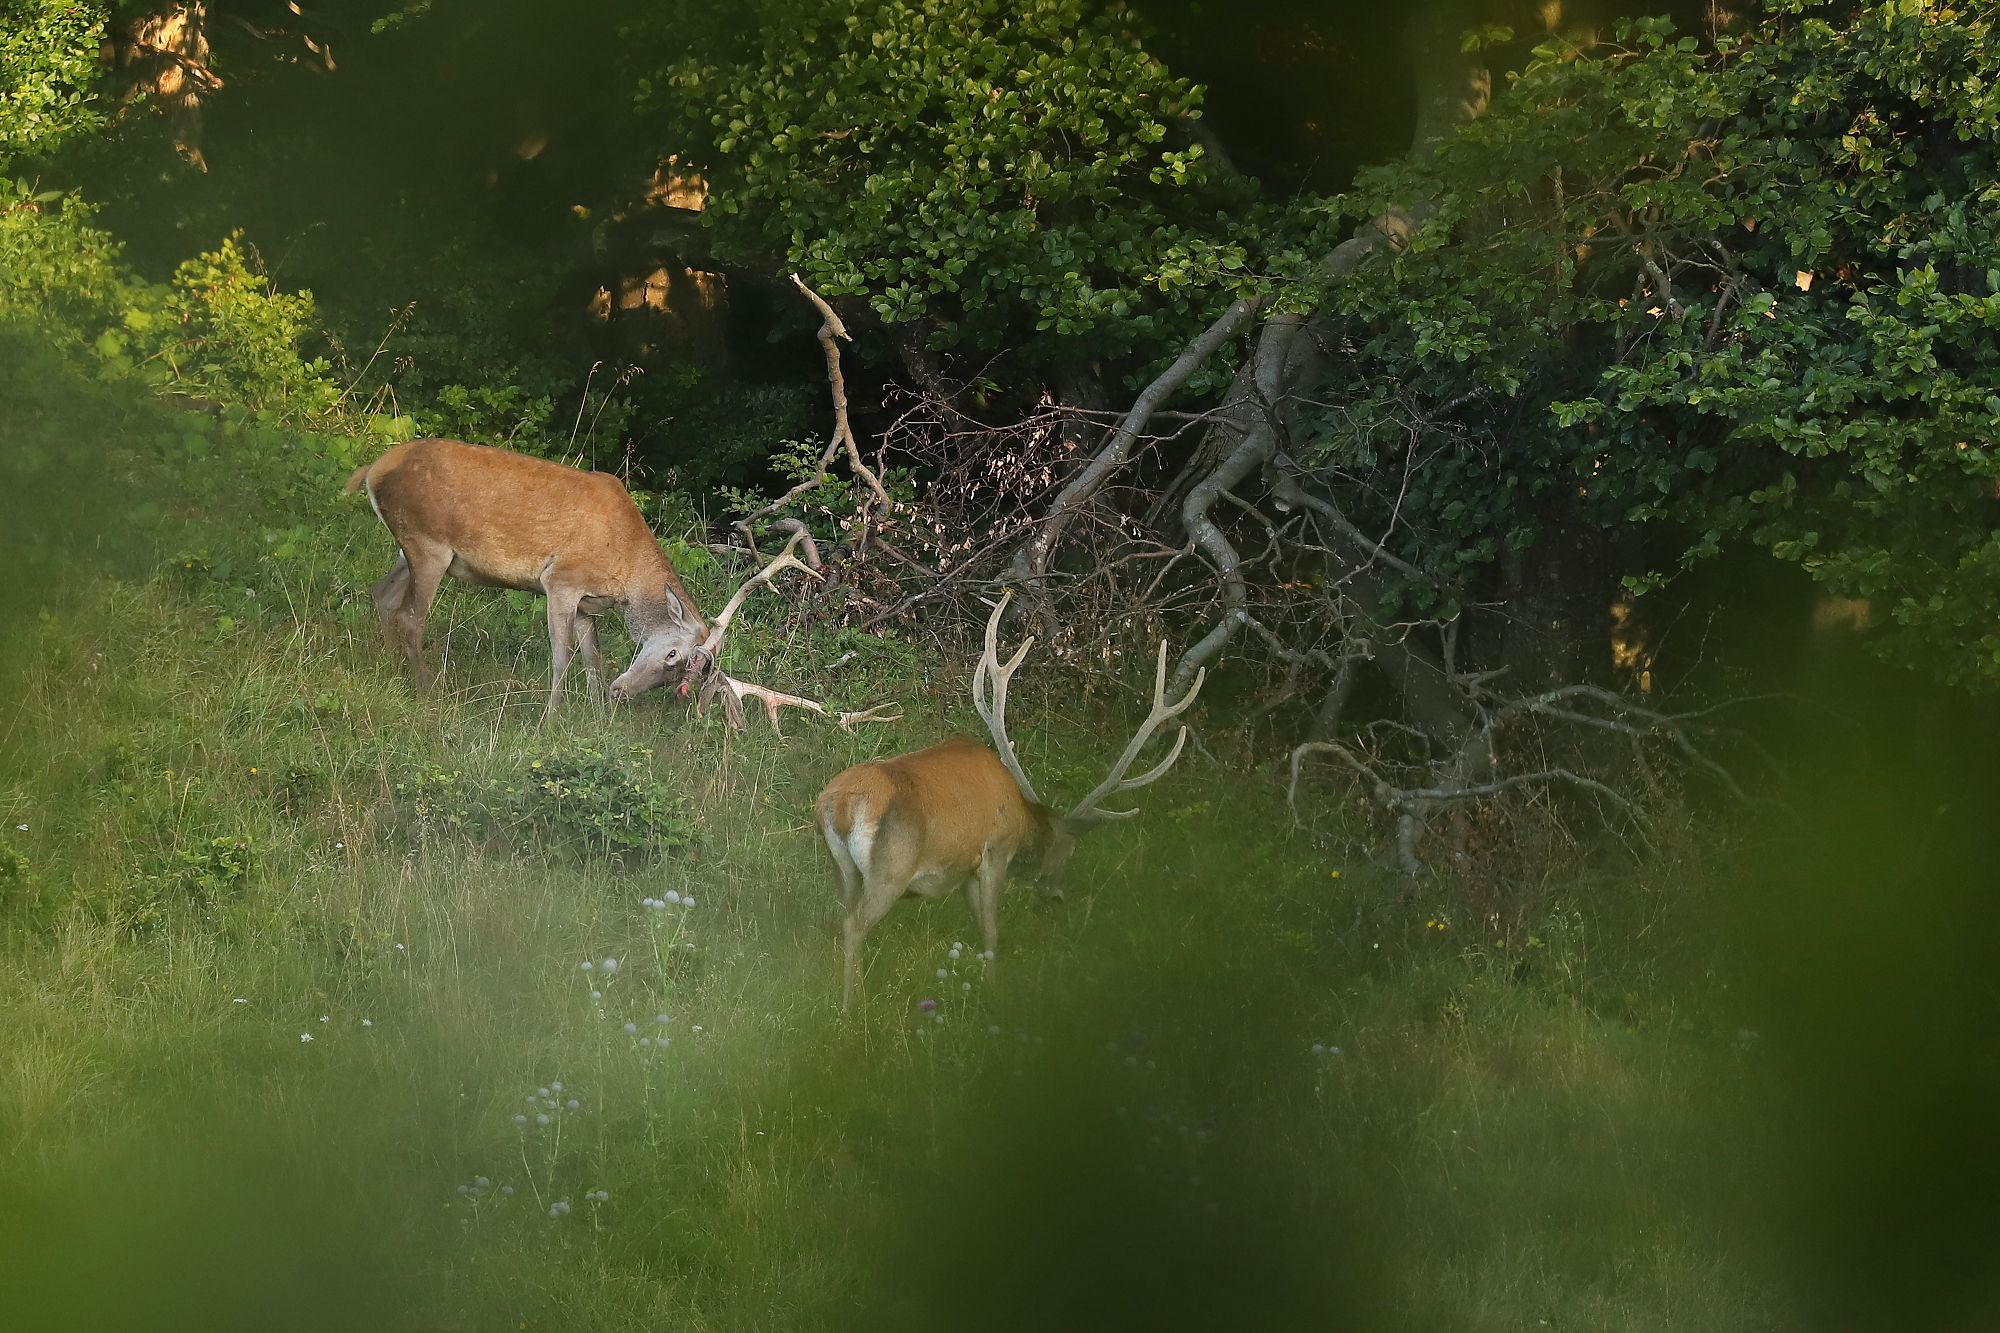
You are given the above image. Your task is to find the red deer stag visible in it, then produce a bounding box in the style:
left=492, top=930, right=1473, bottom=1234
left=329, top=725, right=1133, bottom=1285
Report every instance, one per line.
left=815, top=591, right=1205, bottom=1011
left=347, top=437, right=858, bottom=725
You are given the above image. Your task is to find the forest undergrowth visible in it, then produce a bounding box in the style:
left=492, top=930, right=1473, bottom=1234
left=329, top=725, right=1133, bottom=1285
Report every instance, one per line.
left=0, top=332, right=1797, bottom=1331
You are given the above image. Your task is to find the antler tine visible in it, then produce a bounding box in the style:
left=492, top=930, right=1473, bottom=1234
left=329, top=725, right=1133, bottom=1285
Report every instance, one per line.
left=717, top=676, right=824, bottom=736
left=690, top=528, right=851, bottom=733
left=1064, top=641, right=1206, bottom=825
left=972, top=590, right=1042, bottom=805
left=703, top=678, right=903, bottom=737
left=836, top=702, right=904, bottom=731
left=698, top=528, right=823, bottom=659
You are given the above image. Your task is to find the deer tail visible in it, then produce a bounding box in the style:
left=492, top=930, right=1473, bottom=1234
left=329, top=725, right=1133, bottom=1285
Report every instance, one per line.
left=344, top=463, right=372, bottom=494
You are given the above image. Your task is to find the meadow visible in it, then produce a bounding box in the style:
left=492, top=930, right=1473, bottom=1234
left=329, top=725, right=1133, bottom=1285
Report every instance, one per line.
left=1, top=336, right=1813, bottom=1330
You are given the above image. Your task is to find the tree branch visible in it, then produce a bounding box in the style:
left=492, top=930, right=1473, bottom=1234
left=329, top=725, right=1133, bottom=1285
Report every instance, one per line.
left=734, top=274, right=891, bottom=541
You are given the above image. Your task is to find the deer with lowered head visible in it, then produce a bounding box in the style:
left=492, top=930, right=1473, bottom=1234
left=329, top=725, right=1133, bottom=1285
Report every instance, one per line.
left=816, top=591, right=1205, bottom=1012
left=347, top=437, right=876, bottom=727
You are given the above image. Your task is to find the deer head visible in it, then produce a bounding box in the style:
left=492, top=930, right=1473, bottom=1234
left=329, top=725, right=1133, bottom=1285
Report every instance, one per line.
left=608, top=593, right=707, bottom=703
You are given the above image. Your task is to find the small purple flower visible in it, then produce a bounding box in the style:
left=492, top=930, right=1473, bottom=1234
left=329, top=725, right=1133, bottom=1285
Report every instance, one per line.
left=917, top=999, right=937, bottom=1013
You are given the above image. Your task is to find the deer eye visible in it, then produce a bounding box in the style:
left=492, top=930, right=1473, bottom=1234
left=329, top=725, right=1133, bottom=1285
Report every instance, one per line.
left=663, top=648, right=680, bottom=663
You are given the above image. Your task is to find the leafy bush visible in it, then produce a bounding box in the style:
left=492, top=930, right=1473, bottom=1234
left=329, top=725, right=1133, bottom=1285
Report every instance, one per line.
left=0, top=197, right=346, bottom=426
left=119, top=836, right=255, bottom=932
left=395, top=748, right=696, bottom=862
left=496, top=747, right=696, bottom=859
left=141, top=236, right=341, bottom=420
left=0, top=0, right=110, bottom=169
left=638, top=0, right=1334, bottom=382
left=0, top=832, right=40, bottom=912
left=394, top=766, right=481, bottom=846
left=0, top=182, right=129, bottom=341
left=415, top=382, right=556, bottom=451
left=633, top=368, right=813, bottom=494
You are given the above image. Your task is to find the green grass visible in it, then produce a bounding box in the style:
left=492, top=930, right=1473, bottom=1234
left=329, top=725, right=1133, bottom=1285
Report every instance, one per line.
left=0, top=343, right=1800, bottom=1330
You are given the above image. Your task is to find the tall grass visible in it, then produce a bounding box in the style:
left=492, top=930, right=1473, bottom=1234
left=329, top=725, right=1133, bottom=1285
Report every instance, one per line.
left=0, top=341, right=1798, bottom=1330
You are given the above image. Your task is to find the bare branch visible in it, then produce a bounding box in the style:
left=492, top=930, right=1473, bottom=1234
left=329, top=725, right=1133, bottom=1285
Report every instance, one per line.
left=1013, top=296, right=1262, bottom=606
left=734, top=275, right=891, bottom=540
left=1267, top=457, right=1446, bottom=590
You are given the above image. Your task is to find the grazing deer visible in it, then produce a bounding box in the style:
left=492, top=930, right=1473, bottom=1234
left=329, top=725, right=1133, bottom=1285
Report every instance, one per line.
left=347, top=438, right=877, bottom=726
left=816, top=591, right=1205, bottom=1011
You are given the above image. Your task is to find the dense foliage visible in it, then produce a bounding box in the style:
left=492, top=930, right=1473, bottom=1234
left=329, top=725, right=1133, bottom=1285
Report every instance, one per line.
left=639, top=0, right=1335, bottom=387
left=0, top=0, right=110, bottom=169
left=1319, top=4, right=2000, bottom=685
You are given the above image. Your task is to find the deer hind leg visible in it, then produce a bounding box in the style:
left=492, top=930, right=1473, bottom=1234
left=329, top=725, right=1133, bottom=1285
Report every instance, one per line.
left=821, top=811, right=867, bottom=1013
left=573, top=612, right=607, bottom=707
left=369, top=553, right=412, bottom=656
left=969, top=844, right=1008, bottom=968
left=378, top=539, right=452, bottom=691
left=838, top=813, right=912, bottom=1015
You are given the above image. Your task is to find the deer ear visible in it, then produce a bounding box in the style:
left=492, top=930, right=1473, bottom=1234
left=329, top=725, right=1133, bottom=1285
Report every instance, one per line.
left=665, top=582, right=699, bottom=626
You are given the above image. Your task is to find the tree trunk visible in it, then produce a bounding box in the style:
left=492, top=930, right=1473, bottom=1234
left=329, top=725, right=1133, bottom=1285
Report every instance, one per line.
left=1497, top=490, right=1615, bottom=691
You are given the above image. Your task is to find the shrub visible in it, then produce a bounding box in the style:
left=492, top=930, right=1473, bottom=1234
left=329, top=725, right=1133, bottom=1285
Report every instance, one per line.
left=0, top=832, right=40, bottom=912
left=493, top=747, right=696, bottom=860
left=394, top=748, right=696, bottom=863
left=119, top=835, right=255, bottom=932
